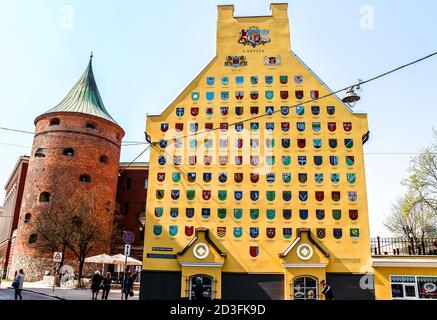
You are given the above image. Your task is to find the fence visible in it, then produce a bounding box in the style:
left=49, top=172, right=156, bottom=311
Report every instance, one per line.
left=371, top=237, right=437, bottom=256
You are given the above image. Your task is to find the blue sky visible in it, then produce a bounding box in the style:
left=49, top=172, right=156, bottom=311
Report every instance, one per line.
left=0, top=0, right=436, bottom=236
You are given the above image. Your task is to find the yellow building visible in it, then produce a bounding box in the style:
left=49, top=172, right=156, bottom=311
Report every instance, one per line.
left=141, top=4, right=437, bottom=300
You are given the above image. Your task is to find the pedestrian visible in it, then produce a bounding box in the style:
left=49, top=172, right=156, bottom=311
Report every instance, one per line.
left=90, top=271, right=103, bottom=300
left=192, top=277, right=205, bottom=300
left=101, top=272, right=112, bottom=300
left=321, top=280, right=334, bottom=300
left=12, top=269, right=25, bottom=300
left=122, top=271, right=134, bottom=300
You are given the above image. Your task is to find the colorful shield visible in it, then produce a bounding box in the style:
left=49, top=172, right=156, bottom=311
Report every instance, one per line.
left=250, top=106, right=259, bottom=115
left=315, top=173, right=324, bottom=184
left=283, top=228, right=292, bottom=239
left=234, top=173, right=243, bottom=183
left=202, top=190, right=211, bottom=200
left=219, top=156, right=228, bottom=165
left=334, top=228, right=343, bottom=239
left=283, top=191, right=292, bottom=202
left=175, top=123, right=183, bottom=132
left=328, top=122, right=336, bottom=132
left=159, top=140, right=167, bottom=151
left=281, top=106, right=289, bottom=115
left=190, top=107, right=199, bottom=116
left=250, top=173, right=259, bottom=183
left=266, top=139, right=275, bottom=148
left=169, top=225, right=178, bottom=236
left=251, top=122, right=259, bottom=131
left=267, top=209, right=275, bottom=220
left=185, top=226, right=194, bottom=237
left=234, top=208, right=242, bottom=220
left=265, top=106, right=274, bottom=115
left=343, top=122, right=352, bottom=132
left=191, top=92, right=199, bottom=101
left=267, top=228, right=276, bottom=239
left=348, top=191, right=358, bottom=202
left=250, top=76, right=258, bottom=85
left=219, top=139, right=228, bottom=149
left=206, top=76, right=215, bottom=86
left=161, top=123, right=169, bottom=132
left=203, top=172, right=212, bottom=183
left=313, top=139, right=322, bottom=149
left=347, top=173, right=356, bottom=184
left=217, top=227, right=226, bottom=238
left=297, top=139, right=306, bottom=148
left=171, top=190, right=180, bottom=200
left=236, top=76, right=244, bottom=85
left=346, top=156, right=355, bottom=166
left=265, top=75, right=273, bottom=84
left=266, top=191, right=275, bottom=201
left=235, top=123, right=244, bottom=132
left=299, top=209, right=308, bottom=220
left=314, top=156, right=323, bottom=166
left=297, top=122, right=305, bottom=132
left=250, top=227, right=259, bottom=238
left=202, top=208, right=210, bottom=219
left=173, top=156, right=181, bottom=165
left=333, top=209, right=342, bottom=220
left=218, top=173, right=227, bottom=183
left=154, top=207, right=163, bottom=217
left=281, top=122, right=290, bottom=132
left=315, top=191, right=324, bottom=202
left=280, top=75, right=288, bottom=84
left=206, top=107, right=213, bottom=116
left=186, top=208, right=195, bottom=218
left=233, top=227, right=243, bottom=238
left=250, top=91, right=259, bottom=100
left=217, top=208, right=226, bottom=219
left=266, top=122, right=274, bottom=131
left=250, top=191, right=259, bottom=201
left=298, top=156, right=307, bottom=166
left=157, top=172, right=166, bottom=182
left=251, top=139, right=259, bottom=148
left=295, top=90, right=304, bottom=100
left=280, top=90, right=289, bottom=99
left=156, top=190, right=164, bottom=199
left=317, top=228, right=326, bottom=239
left=266, top=156, right=275, bottom=166
left=311, top=106, right=320, bottom=115
left=234, top=191, right=243, bottom=201
left=204, top=156, right=212, bottom=165
left=220, top=106, right=229, bottom=116
left=298, top=173, right=307, bottom=183
left=327, top=106, right=336, bottom=115
left=282, top=156, right=291, bottom=166
left=296, top=105, right=305, bottom=115
left=266, top=173, right=275, bottom=183
left=235, top=91, right=244, bottom=100
left=349, top=210, right=359, bottom=221
left=310, top=90, right=319, bottom=100
left=235, top=106, right=244, bottom=115
left=190, top=123, right=198, bottom=132
left=294, top=75, right=303, bottom=84
left=236, top=138, right=243, bottom=149
left=176, top=107, right=185, bottom=117
left=250, top=246, right=259, bottom=257
left=316, top=209, right=325, bottom=220
left=220, top=91, right=228, bottom=101
left=153, top=225, right=162, bottom=236
left=312, top=122, right=321, bottom=132
left=222, top=77, right=229, bottom=85
left=331, top=173, right=340, bottom=183
left=186, top=190, right=195, bottom=201
left=299, top=191, right=308, bottom=202
left=189, top=140, right=197, bottom=149
left=330, top=156, right=339, bottom=166
left=265, top=91, right=274, bottom=100
left=345, top=139, right=353, bottom=149
left=218, top=190, right=227, bottom=201
left=332, top=191, right=341, bottom=202
left=250, top=156, right=259, bottom=166
left=250, top=209, right=259, bottom=220
left=187, top=172, right=196, bottom=183
left=350, top=228, right=360, bottom=239
left=282, top=173, right=291, bottom=183
left=329, top=139, right=338, bottom=149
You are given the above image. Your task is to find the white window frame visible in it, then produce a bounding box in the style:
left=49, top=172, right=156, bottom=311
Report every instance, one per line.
left=292, top=276, right=319, bottom=300
left=188, top=274, right=214, bottom=300
left=390, top=275, right=437, bottom=300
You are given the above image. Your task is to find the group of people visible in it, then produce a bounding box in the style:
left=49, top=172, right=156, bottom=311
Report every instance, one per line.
left=90, top=270, right=137, bottom=300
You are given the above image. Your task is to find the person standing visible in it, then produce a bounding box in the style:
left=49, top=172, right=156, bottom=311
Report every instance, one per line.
left=101, top=272, right=112, bottom=300
left=122, top=271, right=134, bottom=300
left=321, top=280, right=334, bottom=300
left=90, top=271, right=103, bottom=300
left=13, top=269, right=25, bottom=300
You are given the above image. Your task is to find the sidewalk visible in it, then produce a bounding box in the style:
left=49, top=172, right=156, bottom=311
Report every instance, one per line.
left=0, top=281, right=139, bottom=300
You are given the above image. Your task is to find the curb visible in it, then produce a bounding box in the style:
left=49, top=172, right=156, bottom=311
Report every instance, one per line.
left=21, top=288, right=66, bottom=300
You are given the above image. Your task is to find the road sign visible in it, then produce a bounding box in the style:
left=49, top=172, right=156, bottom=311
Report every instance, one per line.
left=53, top=252, right=63, bottom=263
left=124, top=244, right=131, bottom=257
left=123, top=231, right=135, bottom=244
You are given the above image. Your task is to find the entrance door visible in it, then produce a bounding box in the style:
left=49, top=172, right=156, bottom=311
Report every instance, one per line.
left=189, top=275, right=213, bottom=300
left=293, top=276, right=318, bottom=300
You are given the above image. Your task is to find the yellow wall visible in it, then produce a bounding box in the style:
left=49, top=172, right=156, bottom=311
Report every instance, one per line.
left=143, top=4, right=371, bottom=276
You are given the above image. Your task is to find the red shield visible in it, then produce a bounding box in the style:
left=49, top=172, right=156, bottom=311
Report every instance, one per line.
left=220, top=123, right=228, bottom=131
left=204, top=156, right=212, bottom=166
left=332, top=191, right=341, bottom=202
left=250, top=106, right=259, bottom=115
left=315, top=191, right=324, bottom=202
left=236, top=91, right=244, bottom=100
left=175, top=123, right=183, bottom=132
left=295, top=90, right=304, bottom=99
left=250, top=246, right=259, bottom=257
left=280, top=91, right=288, bottom=100
left=237, top=139, right=243, bottom=149
left=235, top=156, right=243, bottom=165
left=202, top=190, right=211, bottom=200
left=250, top=173, right=259, bottom=183
left=328, top=122, right=336, bottom=132
left=188, top=156, right=197, bottom=165
left=191, top=107, right=199, bottom=116
left=349, top=210, right=359, bottom=220
left=297, top=139, right=306, bottom=148
left=250, top=156, right=259, bottom=166
left=266, top=228, right=275, bottom=239
left=343, top=122, right=352, bottom=132
left=234, top=173, right=243, bottom=183
left=185, top=226, right=194, bottom=236
left=157, top=173, right=165, bottom=182
left=250, top=92, right=259, bottom=100
left=219, top=156, right=228, bottom=165
left=281, top=122, right=290, bottom=131
left=205, top=123, right=213, bottom=131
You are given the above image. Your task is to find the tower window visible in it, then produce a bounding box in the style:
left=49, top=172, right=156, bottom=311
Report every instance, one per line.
left=100, top=155, right=109, bottom=164
left=49, top=118, right=60, bottom=126
left=79, top=175, right=91, bottom=183
left=34, top=148, right=45, bottom=158
left=39, top=192, right=50, bottom=202
left=24, top=213, right=32, bottom=223
left=28, top=234, right=38, bottom=244
left=86, top=122, right=97, bottom=130
left=63, top=148, right=75, bottom=156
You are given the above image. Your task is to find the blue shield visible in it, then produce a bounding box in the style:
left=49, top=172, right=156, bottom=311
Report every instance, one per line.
left=298, top=173, right=307, bottom=183
left=331, top=173, right=340, bottom=183
left=329, top=139, right=338, bottom=149
left=314, top=156, right=323, bottom=166
left=154, top=207, right=163, bottom=217
left=327, top=106, right=336, bottom=115
left=220, top=106, right=229, bottom=116
left=201, top=208, right=210, bottom=219
left=265, top=91, right=274, bottom=100
left=315, top=173, right=324, bottom=184
left=159, top=140, right=167, bottom=149
left=281, top=106, right=289, bottom=115
left=282, top=139, right=290, bottom=148
left=221, top=91, right=229, bottom=100
left=347, top=173, right=356, bottom=184
left=171, top=190, right=180, bottom=200
left=283, top=228, right=292, bottom=239
left=206, top=77, right=215, bottom=86
left=206, top=92, right=214, bottom=101
left=266, top=122, right=274, bottom=131
left=283, top=209, right=292, bottom=220
left=169, top=225, right=178, bottom=236
left=234, top=208, right=242, bottom=220
left=298, top=156, right=307, bottom=166
left=234, top=191, right=243, bottom=201
left=190, top=123, right=198, bottom=132
left=161, top=123, right=169, bottom=132
left=191, top=92, right=199, bottom=101
left=186, top=208, right=195, bottom=218
left=235, top=123, right=244, bottom=132
left=250, top=191, right=259, bottom=201
left=297, top=122, right=305, bottom=132
left=172, top=172, right=181, bottom=182
left=250, top=76, right=258, bottom=85
left=266, top=156, right=275, bottom=165
left=187, top=172, right=196, bottom=183
left=203, top=173, right=212, bottom=183
left=313, top=139, right=322, bottom=149
left=299, top=191, right=308, bottom=202
left=316, top=210, right=325, bottom=220
left=299, top=209, right=308, bottom=220
left=266, top=173, right=275, bottom=183
left=330, top=156, right=339, bottom=166
left=265, top=106, right=274, bottom=115
left=296, top=106, right=305, bottom=116
left=312, top=122, right=321, bottom=132
left=345, top=139, right=353, bottom=149
left=222, top=77, right=229, bottom=85
left=235, top=106, right=243, bottom=116
left=334, top=228, right=343, bottom=239
left=265, top=75, right=273, bottom=84
left=282, top=156, right=291, bottom=166
left=236, top=76, right=244, bottom=85
left=170, top=208, right=178, bottom=218
left=311, top=106, right=320, bottom=115
left=283, top=191, right=292, bottom=202
left=218, top=173, right=228, bottom=183
left=176, top=107, right=184, bottom=117
left=153, top=225, right=162, bottom=236
left=250, top=227, right=259, bottom=238
left=233, top=227, right=243, bottom=238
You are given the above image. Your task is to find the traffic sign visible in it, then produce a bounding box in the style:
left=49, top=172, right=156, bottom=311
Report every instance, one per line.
left=123, top=231, right=135, bottom=244
left=124, top=244, right=131, bottom=257
left=53, top=252, right=63, bottom=263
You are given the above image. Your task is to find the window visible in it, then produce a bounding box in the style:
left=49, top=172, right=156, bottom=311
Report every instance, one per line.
left=144, top=178, right=148, bottom=189
left=124, top=202, right=130, bottom=215
left=126, top=178, right=131, bottom=190
left=100, top=155, right=109, bottom=164
left=28, top=234, right=38, bottom=244
left=86, top=121, right=97, bottom=130
left=24, top=213, right=32, bottom=223
left=63, top=148, right=75, bottom=156
left=390, top=276, right=437, bottom=300
left=293, top=276, right=318, bottom=300
left=79, top=175, right=91, bottom=182
left=49, top=118, right=60, bottom=126
left=189, top=275, right=213, bottom=300
left=39, top=192, right=50, bottom=202
left=34, top=148, right=45, bottom=157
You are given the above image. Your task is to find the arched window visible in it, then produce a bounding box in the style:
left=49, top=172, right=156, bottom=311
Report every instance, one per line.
left=28, top=234, right=38, bottom=244
left=189, top=275, right=214, bottom=300
left=39, top=192, right=50, bottom=202
left=34, top=148, right=45, bottom=157
left=24, top=213, right=32, bottom=223
left=293, top=276, right=318, bottom=300
left=49, top=118, right=60, bottom=126
left=86, top=121, right=97, bottom=130
left=100, top=155, right=109, bottom=164
left=63, top=148, right=75, bottom=156
left=79, top=174, right=91, bottom=182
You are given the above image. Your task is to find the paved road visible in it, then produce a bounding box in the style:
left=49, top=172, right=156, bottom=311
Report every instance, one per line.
left=0, top=288, right=57, bottom=300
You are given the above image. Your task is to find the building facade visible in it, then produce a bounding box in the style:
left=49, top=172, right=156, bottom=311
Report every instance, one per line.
left=141, top=4, right=374, bottom=300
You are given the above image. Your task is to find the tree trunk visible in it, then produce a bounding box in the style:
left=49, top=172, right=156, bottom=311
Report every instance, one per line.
left=78, top=259, right=85, bottom=288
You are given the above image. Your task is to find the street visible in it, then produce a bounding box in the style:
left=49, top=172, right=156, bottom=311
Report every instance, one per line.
left=0, top=288, right=57, bottom=300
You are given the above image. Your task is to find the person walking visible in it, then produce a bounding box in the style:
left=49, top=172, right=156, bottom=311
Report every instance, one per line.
left=122, top=271, right=134, bottom=300
left=321, top=280, right=334, bottom=300
left=12, top=269, right=25, bottom=300
left=90, top=271, right=103, bottom=300
left=101, top=272, right=112, bottom=300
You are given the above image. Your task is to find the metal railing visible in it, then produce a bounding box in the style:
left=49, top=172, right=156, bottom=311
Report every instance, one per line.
left=371, top=237, right=437, bottom=256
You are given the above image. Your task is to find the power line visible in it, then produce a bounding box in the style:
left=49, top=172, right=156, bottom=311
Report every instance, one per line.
left=118, top=144, right=151, bottom=176
left=0, top=126, right=34, bottom=135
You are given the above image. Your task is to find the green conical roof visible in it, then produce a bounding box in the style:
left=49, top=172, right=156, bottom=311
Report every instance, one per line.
left=42, top=56, right=117, bottom=124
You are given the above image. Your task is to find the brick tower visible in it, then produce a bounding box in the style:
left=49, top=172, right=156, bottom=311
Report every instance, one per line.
left=12, top=56, right=125, bottom=280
